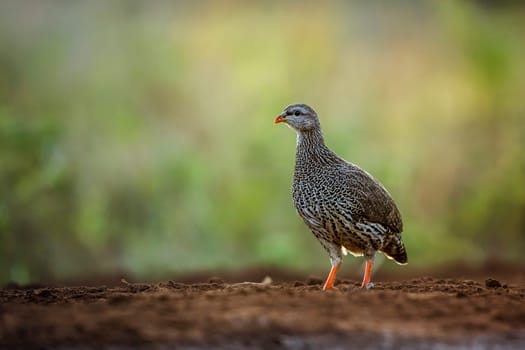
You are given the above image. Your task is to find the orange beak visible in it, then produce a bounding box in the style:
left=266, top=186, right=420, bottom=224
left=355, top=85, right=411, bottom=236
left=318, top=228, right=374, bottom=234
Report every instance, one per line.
left=274, top=115, right=286, bottom=124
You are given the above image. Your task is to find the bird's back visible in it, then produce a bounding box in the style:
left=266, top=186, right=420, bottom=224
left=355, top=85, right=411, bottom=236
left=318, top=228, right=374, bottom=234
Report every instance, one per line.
left=344, top=163, right=403, bottom=233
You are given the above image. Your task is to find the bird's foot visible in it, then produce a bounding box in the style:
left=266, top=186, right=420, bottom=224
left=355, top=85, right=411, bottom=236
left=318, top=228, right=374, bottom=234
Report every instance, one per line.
left=322, top=264, right=340, bottom=291
left=364, top=282, right=374, bottom=290
left=323, top=285, right=339, bottom=292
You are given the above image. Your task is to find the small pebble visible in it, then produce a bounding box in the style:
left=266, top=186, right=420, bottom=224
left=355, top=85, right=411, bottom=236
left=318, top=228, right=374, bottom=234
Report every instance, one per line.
left=33, top=289, right=52, bottom=297
left=485, top=278, right=501, bottom=289
left=208, top=277, right=224, bottom=284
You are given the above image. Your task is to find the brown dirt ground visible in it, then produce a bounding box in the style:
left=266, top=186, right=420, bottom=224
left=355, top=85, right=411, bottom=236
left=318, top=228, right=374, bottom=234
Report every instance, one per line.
left=1, top=263, right=525, bottom=349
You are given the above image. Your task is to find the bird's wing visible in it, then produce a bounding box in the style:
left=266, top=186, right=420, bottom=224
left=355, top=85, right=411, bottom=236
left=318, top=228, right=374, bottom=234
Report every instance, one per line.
left=344, top=163, right=403, bottom=233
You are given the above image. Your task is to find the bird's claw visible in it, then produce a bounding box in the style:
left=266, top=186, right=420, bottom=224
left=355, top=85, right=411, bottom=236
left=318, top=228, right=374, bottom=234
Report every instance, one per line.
left=365, top=282, right=374, bottom=290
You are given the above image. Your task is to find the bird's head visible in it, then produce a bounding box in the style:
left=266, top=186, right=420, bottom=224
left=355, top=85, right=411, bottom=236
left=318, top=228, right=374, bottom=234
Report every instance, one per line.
left=274, top=104, right=320, bottom=132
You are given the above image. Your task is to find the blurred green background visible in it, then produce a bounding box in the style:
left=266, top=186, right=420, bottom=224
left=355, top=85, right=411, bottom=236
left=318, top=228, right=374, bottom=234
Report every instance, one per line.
left=1, top=1, right=524, bottom=285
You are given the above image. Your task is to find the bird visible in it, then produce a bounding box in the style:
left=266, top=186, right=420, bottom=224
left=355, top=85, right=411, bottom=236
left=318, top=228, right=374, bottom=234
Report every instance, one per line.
left=274, top=103, right=407, bottom=290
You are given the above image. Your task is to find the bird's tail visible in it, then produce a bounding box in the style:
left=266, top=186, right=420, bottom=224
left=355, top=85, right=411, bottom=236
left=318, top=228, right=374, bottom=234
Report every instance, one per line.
left=381, top=235, right=407, bottom=265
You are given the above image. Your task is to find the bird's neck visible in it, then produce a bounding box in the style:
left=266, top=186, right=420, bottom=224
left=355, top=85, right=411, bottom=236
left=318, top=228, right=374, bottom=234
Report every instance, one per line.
left=295, top=128, right=339, bottom=166
left=296, top=127, right=325, bottom=148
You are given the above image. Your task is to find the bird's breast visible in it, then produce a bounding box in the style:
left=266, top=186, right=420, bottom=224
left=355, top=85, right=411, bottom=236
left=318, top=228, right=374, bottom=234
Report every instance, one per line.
left=293, top=176, right=339, bottom=220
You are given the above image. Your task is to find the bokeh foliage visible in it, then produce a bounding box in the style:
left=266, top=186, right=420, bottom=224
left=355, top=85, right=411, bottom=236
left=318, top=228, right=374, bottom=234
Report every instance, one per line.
left=1, top=1, right=524, bottom=284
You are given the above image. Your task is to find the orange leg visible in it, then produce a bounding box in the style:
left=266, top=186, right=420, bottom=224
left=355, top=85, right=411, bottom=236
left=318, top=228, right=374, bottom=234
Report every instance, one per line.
left=323, top=263, right=340, bottom=290
left=361, top=260, right=373, bottom=288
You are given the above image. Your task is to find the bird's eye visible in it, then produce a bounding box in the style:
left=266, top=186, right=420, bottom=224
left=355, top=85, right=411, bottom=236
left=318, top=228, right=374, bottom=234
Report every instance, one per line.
left=294, top=111, right=301, bottom=116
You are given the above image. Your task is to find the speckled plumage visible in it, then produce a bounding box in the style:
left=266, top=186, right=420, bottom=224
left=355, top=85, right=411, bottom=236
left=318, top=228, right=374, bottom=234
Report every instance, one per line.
left=275, top=104, right=407, bottom=288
